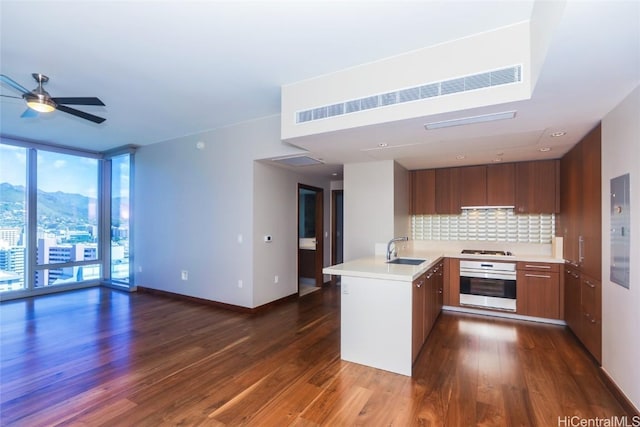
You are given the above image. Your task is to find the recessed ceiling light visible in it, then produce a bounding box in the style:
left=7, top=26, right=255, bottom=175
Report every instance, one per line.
left=539, top=147, right=552, bottom=152
left=424, top=110, right=517, bottom=130
left=550, top=131, right=566, bottom=137
left=378, top=143, right=388, bottom=148
left=456, top=155, right=466, bottom=160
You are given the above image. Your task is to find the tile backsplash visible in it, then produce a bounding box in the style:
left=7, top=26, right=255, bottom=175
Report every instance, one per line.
left=411, top=208, right=555, bottom=244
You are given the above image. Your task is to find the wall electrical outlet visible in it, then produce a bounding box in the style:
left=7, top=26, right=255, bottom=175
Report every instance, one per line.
left=238, top=279, right=243, bottom=288
left=181, top=270, right=188, bottom=281
left=274, top=275, right=279, bottom=284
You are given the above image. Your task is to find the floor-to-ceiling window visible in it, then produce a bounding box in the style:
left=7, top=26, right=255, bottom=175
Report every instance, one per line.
left=0, top=144, right=27, bottom=292
left=109, top=153, right=131, bottom=284
left=35, top=150, right=101, bottom=288
left=0, top=139, right=134, bottom=299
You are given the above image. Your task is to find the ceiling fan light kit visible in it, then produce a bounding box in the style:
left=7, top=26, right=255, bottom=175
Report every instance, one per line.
left=0, top=72, right=107, bottom=123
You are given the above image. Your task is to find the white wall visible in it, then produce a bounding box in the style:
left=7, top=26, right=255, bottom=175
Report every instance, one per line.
left=343, top=160, right=409, bottom=261
left=601, top=85, right=640, bottom=411
left=134, top=115, right=330, bottom=308
left=343, top=160, right=394, bottom=260
left=252, top=162, right=330, bottom=307
left=394, top=161, right=410, bottom=238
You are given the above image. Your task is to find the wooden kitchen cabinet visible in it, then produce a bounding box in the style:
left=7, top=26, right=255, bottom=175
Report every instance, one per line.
left=412, top=273, right=426, bottom=362
left=516, top=262, right=561, bottom=319
left=412, top=260, right=445, bottom=362
left=580, top=273, right=602, bottom=362
left=435, top=167, right=461, bottom=214
left=409, top=169, right=436, bottom=214
left=459, top=165, right=487, bottom=207
left=560, top=144, right=582, bottom=265
left=564, top=265, right=582, bottom=336
left=559, top=124, right=602, bottom=363
left=443, top=257, right=460, bottom=307
left=579, top=126, right=602, bottom=279
left=487, top=163, right=515, bottom=206
left=515, top=160, right=560, bottom=214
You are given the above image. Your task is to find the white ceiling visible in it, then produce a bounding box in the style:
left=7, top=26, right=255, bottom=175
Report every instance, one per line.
left=1, top=1, right=638, bottom=179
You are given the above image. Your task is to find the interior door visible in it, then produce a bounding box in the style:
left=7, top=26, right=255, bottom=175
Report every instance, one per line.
left=298, top=185, right=324, bottom=290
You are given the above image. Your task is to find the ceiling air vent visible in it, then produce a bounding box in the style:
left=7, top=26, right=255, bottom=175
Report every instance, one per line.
left=271, top=155, right=324, bottom=167
left=295, top=65, right=522, bottom=124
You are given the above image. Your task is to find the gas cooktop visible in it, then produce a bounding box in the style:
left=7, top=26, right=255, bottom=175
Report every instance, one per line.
left=461, top=249, right=513, bottom=256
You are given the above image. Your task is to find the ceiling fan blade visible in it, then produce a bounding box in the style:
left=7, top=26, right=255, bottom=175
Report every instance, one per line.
left=1, top=94, right=23, bottom=99
left=51, top=96, right=105, bottom=106
left=21, top=108, right=39, bottom=118
left=56, top=105, right=106, bottom=124
left=0, top=74, right=31, bottom=95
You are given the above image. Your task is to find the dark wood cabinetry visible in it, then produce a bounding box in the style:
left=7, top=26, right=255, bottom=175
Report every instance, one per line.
left=560, top=124, right=602, bottom=363
left=409, top=169, right=436, bottom=214
left=515, top=160, right=560, bottom=214
left=443, top=257, right=460, bottom=307
left=412, top=260, right=444, bottom=362
left=564, top=265, right=602, bottom=363
left=459, top=165, right=487, bottom=207
left=579, top=127, right=602, bottom=279
left=487, top=163, right=516, bottom=206
left=580, top=273, right=602, bottom=362
left=516, top=262, right=561, bottom=319
left=411, top=160, right=556, bottom=215
left=412, top=273, right=426, bottom=361
left=435, top=168, right=460, bottom=214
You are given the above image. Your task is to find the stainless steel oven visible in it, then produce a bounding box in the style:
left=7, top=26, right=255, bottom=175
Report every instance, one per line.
left=459, top=260, right=517, bottom=311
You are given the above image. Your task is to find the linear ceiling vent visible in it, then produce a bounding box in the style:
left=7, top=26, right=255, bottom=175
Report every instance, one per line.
left=271, top=155, right=324, bottom=167
left=295, top=65, right=522, bottom=124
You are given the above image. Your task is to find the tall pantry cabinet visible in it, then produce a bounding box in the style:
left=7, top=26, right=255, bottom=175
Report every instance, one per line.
left=559, top=124, right=602, bottom=363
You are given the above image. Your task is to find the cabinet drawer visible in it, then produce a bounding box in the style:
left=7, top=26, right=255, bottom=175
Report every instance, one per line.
left=517, top=261, right=560, bottom=273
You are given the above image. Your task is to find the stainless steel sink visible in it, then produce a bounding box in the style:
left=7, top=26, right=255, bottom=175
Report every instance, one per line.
left=386, top=258, right=425, bottom=265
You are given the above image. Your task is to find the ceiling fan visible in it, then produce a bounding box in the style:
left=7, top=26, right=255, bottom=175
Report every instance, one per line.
left=0, top=73, right=106, bottom=124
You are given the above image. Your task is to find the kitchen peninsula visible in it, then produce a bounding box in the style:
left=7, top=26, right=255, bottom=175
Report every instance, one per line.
left=324, top=245, right=564, bottom=376
left=323, top=253, right=442, bottom=376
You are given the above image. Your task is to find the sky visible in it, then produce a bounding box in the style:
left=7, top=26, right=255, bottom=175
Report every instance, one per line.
left=0, top=143, right=112, bottom=198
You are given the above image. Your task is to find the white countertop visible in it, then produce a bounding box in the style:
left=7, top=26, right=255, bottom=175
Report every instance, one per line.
left=323, top=253, right=442, bottom=282
left=323, top=250, right=564, bottom=282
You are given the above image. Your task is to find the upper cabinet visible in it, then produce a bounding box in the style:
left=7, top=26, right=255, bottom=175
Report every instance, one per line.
left=514, top=160, right=560, bottom=214
left=559, top=124, right=602, bottom=278
left=459, top=165, right=487, bottom=207
left=410, top=160, right=557, bottom=214
left=409, top=169, right=436, bottom=215
left=458, top=163, right=517, bottom=207
left=487, top=163, right=515, bottom=206
left=435, top=168, right=461, bottom=214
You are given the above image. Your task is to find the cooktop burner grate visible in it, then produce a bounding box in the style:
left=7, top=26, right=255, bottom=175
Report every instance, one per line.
left=461, top=249, right=513, bottom=256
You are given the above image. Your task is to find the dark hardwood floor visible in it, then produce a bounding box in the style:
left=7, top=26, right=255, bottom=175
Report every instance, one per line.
left=0, top=286, right=631, bottom=426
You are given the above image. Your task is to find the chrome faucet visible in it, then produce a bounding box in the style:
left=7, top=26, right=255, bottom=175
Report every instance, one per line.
left=386, top=236, right=409, bottom=261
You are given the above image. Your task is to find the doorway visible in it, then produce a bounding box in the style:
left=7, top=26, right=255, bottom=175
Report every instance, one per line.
left=298, top=184, right=323, bottom=296
left=331, top=190, right=344, bottom=285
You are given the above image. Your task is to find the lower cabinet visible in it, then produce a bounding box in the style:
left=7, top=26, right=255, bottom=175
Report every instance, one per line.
left=516, top=262, right=561, bottom=319
left=412, top=273, right=426, bottom=361
left=564, top=265, right=602, bottom=363
left=412, top=260, right=444, bottom=362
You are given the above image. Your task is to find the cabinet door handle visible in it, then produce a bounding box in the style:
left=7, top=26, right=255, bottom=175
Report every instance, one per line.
left=584, top=280, right=596, bottom=288
left=525, top=274, right=551, bottom=279
left=416, top=280, right=423, bottom=288
left=578, top=235, right=585, bottom=263
left=525, top=264, right=551, bottom=269
left=572, top=273, right=580, bottom=279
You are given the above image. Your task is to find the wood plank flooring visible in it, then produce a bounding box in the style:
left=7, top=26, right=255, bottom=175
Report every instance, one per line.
left=0, top=286, right=631, bottom=426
